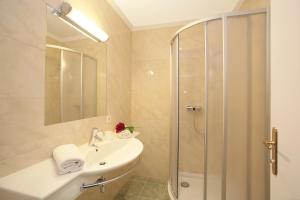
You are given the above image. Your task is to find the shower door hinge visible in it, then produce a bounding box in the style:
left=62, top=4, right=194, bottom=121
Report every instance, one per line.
left=263, top=127, right=278, bottom=175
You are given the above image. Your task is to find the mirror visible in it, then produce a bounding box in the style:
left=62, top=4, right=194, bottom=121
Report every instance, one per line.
left=45, top=6, right=107, bottom=125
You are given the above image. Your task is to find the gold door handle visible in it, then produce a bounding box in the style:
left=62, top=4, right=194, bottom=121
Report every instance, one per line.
left=264, top=127, right=278, bottom=175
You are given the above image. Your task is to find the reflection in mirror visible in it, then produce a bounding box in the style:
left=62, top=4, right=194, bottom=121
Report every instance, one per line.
left=45, top=6, right=107, bottom=125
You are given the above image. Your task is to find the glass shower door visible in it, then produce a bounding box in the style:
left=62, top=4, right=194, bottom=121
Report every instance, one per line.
left=178, top=23, right=205, bottom=200
left=169, top=9, right=268, bottom=200
left=205, top=18, right=224, bottom=200
left=225, top=13, right=268, bottom=200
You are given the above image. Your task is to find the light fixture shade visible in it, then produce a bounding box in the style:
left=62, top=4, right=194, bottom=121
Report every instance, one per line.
left=66, top=9, right=109, bottom=42
left=54, top=2, right=109, bottom=42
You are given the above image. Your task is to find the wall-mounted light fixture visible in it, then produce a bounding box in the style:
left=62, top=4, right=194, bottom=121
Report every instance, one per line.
left=52, top=2, right=109, bottom=42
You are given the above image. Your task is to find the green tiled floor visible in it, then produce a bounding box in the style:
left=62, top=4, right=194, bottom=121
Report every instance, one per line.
left=114, top=176, right=170, bottom=200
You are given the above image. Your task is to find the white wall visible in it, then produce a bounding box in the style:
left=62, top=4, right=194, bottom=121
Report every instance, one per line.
left=270, top=0, right=300, bottom=199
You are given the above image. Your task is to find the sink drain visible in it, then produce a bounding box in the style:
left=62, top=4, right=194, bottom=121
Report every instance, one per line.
left=181, top=181, right=190, bottom=188
left=99, top=162, right=106, bottom=165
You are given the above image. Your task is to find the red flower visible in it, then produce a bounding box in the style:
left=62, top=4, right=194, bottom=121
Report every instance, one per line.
left=115, top=122, right=125, bottom=133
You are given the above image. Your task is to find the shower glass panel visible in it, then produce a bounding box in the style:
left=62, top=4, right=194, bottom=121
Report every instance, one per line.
left=225, top=13, right=267, bottom=200
left=61, top=50, right=82, bottom=122
left=169, top=9, right=269, bottom=200
left=178, top=24, right=205, bottom=199
left=205, top=19, right=223, bottom=200
left=170, top=35, right=179, bottom=198
left=82, top=56, right=97, bottom=118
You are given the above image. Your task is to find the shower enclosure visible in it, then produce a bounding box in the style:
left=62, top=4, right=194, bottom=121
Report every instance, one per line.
left=169, top=9, right=269, bottom=200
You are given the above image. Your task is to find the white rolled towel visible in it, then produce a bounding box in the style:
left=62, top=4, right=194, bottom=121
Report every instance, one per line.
left=52, top=144, right=85, bottom=175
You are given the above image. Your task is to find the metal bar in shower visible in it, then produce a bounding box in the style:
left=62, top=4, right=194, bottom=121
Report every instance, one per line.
left=221, top=15, right=228, bottom=200
left=175, top=35, right=180, bottom=199
left=171, top=8, right=267, bottom=41
left=246, top=15, right=252, bottom=200
left=169, top=35, right=180, bottom=199
left=241, top=13, right=269, bottom=199
left=203, top=21, right=208, bottom=200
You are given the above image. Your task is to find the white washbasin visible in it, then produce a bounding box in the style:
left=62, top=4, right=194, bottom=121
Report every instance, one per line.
left=0, top=137, right=143, bottom=200
left=82, top=138, right=143, bottom=175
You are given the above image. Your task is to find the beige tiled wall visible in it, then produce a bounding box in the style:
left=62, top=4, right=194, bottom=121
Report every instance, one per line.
left=237, top=0, right=270, bottom=10
left=131, top=26, right=180, bottom=181
left=0, top=0, right=131, bottom=181
left=235, top=0, right=270, bottom=10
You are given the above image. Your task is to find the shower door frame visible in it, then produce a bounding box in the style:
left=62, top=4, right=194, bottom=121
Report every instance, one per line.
left=170, top=35, right=180, bottom=199
left=169, top=8, right=270, bottom=200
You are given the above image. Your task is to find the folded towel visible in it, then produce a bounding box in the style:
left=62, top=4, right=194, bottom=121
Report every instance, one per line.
left=52, top=144, right=84, bottom=175
left=117, top=129, right=134, bottom=139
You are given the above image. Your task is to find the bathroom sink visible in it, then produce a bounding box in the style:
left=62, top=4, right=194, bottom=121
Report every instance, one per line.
left=82, top=138, right=143, bottom=175
left=0, top=137, right=143, bottom=200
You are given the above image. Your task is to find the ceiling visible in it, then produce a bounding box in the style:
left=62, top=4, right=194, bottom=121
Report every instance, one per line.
left=106, top=0, right=241, bottom=30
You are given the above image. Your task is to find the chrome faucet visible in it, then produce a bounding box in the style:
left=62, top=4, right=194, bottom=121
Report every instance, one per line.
left=89, top=128, right=103, bottom=147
